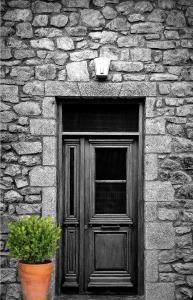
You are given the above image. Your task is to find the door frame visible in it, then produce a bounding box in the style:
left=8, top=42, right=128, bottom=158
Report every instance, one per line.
left=56, top=98, right=144, bottom=297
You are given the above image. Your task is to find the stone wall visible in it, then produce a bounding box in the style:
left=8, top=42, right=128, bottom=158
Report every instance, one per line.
left=0, top=0, right=193, bottom=299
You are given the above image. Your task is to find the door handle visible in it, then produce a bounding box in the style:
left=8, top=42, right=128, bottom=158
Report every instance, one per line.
left=101, top=225, right=120, bottom=230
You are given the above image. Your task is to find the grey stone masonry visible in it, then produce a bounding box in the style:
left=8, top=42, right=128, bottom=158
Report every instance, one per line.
left=0, top=0, right=193, bottom=299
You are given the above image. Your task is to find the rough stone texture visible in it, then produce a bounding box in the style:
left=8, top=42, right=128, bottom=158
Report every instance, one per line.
left=1, top=0, right=193, bottom=298
left=13, top=102, right=41, bottom=116
left=81, top=9, right=105, bottom=27
left=30, top=119, right=56, bottom=136
left=12, top=142, right=42, bottom=155
left=43, top=137, right=56, bottom=165
left=146, top=223, right=175, bottom=249
left=66, top=61, right=89, bottom=81
left=145, top=181, right=174, bottom=202
left=146, top=283, right=175, bottom=300
left=29, top=166, right=56, bottom=186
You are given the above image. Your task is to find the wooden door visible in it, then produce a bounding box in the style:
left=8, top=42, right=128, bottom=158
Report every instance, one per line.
left=62, top=138, right=138, bottom=294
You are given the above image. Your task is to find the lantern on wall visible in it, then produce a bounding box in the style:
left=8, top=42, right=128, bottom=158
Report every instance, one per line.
left=94, top=57, right=111, bottom=80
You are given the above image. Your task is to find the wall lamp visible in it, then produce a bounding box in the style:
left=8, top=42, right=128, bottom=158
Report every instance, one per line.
left=94, top=57, right=111, bottom=81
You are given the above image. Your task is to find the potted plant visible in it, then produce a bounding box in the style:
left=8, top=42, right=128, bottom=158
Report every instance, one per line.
left=6, top=215, right=61, bottom=300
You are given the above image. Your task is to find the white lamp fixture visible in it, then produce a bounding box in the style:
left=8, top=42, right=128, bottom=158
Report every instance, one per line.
left=94, top=57, right=111, bottom=80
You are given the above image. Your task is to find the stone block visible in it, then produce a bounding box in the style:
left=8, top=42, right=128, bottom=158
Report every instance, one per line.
left=147, top=41, right=175, bottom=49
left=6, top=283, right=21, bottom=299
left=29, top=166, right=56, bottom=186
left=16, top=22, right=33, bottom=39
left=150, top=74, right=178, bottom=81
left=145, top=154, right=158, bottom=180
left=45, top=81, right=80, bottom=96
left=35, top=28, right=63, bottom=38
left=172, top=137, right=193, bottom=153
left=25, top=195, right=41, bottom=203
left=0, top=48, right=12, bottom=60
left=163, top=49, right=189, bottom=65
left=111, top=61, right=143, bottom=72
left=70, top=50, right=97, bottom=61
left=145, top=181, right=174, bottom=202
left=81, top=9, right=105, bottom=27
left=14, top=49, right=35, bottom=59
left=173, top=263, right=193, bottom=274
left=32, top=1, right=61, bottom=13
left=43, top=137, right=56, bottom=165
left=4, top=190, right=23, bottom=203
left=146, top=283, right=175, bottom=300
left=16, top=203, right=41, bottom=214
left=56, top=37, right=74, bottom=50
left=66, top=61, right=89, bottom=81
left=117, top=36, right=144, bottom=47
left=131, top=22, right=163, bottom=33
left=1, top=215, right=17, bottom=233
left=145, top=136, right=171, bottom=153
left=145, top=118, right=166, bottom=134
left=32, top=15, right=48, bottom=27
left=4, top=164, right=21, bottom=176
left=67, top=26, right=87, bottom=37
left=50, top=15, right=68, bottom=27
left=102, top=6, right=117, bottom=19
left=10, top=66, right=34, bottom=82
left=145, top=250, right=158, bottom=282
left=30, top=119, right=56, bottom=136
left=3, top=9, right=32, bottom=21
left=0, top=85, right=19, bottom=103
left=158, top=0, right=175, bottom=9
left=145, top=202, right=157, bottom=221
left=15, top=177, right=28, bottom=188
left=130, top=48, right=151, bottom=62
left=65, top=0, right=90, bottom=8
left=134, top=1, right=153, bottom=13
left=13, top=102, right=41, bottom=116
left=116, top=1, right=133, bottom=14
left=23, top=81, right=44, bottom=96
left=31, top=38, right=54, bottom=50
left=42, top=97, right=55, bottom=118
left=146, top=222, right=175, bottom=249
left=42, top=187, right=56, bottom=219
left=158, top=83, right=171, bottom=95
left=158, top=208, right=178, bottom=221
left=176, top=184, right=193, bottom=199
left=0, top=269, right=17, bottom=283
left=171, top=83, right=193, bottom=97
left=106, top=17, right=130, bottom=31
left=166, top=10, right=186, bottom=27
left=0, top=111, right=17, bottom=123
left=35, top=64, right=56, bottom=80
left=12, top=142, right=42, bottom=155
left=120, top=82, right=156, bottom=97
left=78, top=82, right=122, bottom=97
left=100, top=31, right=118, bottom=44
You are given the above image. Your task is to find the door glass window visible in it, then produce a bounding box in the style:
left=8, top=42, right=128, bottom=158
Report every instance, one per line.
left=95, top=148, right=127, bottom=214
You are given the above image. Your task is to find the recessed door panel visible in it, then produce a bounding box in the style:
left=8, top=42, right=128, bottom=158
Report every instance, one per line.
left=95, top=232, right=126, bottom=271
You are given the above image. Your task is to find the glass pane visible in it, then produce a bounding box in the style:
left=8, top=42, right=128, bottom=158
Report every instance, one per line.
left=96, top=148, right=126, bottom=180
left=62, top=104, right=139, bottom=132
left=95, top=183, right=126, bottom=214
left=70, top=148, right=74, bottom=215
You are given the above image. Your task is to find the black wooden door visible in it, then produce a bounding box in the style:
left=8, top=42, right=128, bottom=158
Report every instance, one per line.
left=62, top=138, right=137, bottom=294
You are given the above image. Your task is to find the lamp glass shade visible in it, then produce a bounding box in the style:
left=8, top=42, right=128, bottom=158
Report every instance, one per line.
left=94, top=57, right=111, bottom=80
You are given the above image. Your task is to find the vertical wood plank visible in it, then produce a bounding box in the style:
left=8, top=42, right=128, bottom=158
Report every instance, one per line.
left=138, top=102, right=144, bottom=295
left=79, top=138, right=85, bottom=294
left=57, top=101, right=63, bottom=296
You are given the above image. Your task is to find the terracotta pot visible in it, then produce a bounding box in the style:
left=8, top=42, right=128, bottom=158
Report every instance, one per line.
left=18, top=261, right=52, bottom=300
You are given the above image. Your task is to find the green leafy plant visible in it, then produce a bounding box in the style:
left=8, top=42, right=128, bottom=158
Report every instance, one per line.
left=6, top=215, right=61, bottom=264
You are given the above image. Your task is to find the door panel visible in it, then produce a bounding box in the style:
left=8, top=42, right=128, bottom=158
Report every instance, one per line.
left=85, top=140, right=136, bottom=290
left=63, top=138, right=137, bottom=293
